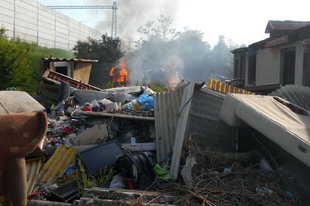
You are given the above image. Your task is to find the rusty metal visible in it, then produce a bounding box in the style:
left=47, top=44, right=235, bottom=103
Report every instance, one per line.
left=0, top=111, right=48, bottom=206
left=42, top=70, right=102, bottom=91
left=42, top=57, right=98, bottom=63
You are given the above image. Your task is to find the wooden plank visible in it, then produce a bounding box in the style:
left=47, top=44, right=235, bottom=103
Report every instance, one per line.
left=170, top=80, right=196, bottom=180
left=121, top=142, right=156, bottom=151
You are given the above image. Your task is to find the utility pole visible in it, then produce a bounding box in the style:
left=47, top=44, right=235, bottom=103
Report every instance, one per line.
left=47, top=2, right=118, bottom=38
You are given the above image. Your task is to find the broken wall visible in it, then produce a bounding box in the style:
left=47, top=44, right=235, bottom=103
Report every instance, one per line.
left=186, top=88, right=232, bottom=151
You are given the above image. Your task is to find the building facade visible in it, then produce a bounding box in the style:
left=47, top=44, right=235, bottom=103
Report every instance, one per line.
left=232, top=21, right=310, bottom=93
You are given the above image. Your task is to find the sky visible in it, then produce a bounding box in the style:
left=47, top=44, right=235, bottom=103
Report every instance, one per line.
left=35, top=0, right=310, bottom=48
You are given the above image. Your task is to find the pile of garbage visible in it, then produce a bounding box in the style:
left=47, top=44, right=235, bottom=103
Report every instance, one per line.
left=2, top=80, right=310, bottom=206
left=157, top=149, right=310, bottom=206
left=26, top=85, right=161, bottom=202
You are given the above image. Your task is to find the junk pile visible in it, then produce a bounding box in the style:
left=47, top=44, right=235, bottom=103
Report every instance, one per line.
left=24, top=82, right=164, bottom=205
left=2, top=76, right=310, bottom=206
left=159, top=149, right=309, bottom=206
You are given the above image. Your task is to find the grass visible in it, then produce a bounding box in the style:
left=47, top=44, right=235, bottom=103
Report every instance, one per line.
left=76, top=156, right=114, bottom=197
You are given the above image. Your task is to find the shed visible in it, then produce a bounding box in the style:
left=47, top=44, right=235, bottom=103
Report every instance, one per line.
left=40, top=57, right=98, bottom=84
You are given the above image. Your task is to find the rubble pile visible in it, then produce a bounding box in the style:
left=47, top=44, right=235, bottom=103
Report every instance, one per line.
left=23, top=85, right=160, bottom=204
left=2, top=77, right=310, bottom=206
left=160, top=150, right=309, bottom=206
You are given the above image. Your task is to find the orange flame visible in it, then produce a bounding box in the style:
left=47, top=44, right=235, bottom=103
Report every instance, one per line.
left=110, top=60, right=128, bottom=83
left=167, top=76, right=178, bottom=86
left=110, top=67, right=114, bottom=76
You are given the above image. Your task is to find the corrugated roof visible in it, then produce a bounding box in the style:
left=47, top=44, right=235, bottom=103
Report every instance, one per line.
left=26, top=159, right=42, bottom=195
left=36, top=145, right=77, bottom=187
left=207, top=79, right=254, bottom=95
left=154, top=85, right=186, bottom=162
left=265, top=20, right=310, bottom=33
left=43, top=57, right=98, bottom=63
left=268, top=85, right=310, bottom=111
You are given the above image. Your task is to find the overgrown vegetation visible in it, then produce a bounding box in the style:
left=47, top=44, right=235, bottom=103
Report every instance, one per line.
left=150, top=85, right=165, bottom=93
left=105, top=81, right=115, bottom=89
left=76, top=157, right=114, bottom=197
left=0, top=26, right=74, bottom=94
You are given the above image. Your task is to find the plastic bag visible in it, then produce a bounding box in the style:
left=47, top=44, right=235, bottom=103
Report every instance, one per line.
left=137, top=94, right=154, bottom=110
left=109, top=174, right=125, bottom=189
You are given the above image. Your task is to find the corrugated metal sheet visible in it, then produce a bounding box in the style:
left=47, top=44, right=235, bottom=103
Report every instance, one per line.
left=268, top=85, right=310, bottom=111
left=43, top=57, right=98, bottom=63
left=170, top=80, right=196, bottom=180
left=26, top=159, right=42, bottom=195
left=154, top=85, right=186, bottom=162
left=37, top=145, right=77, bottom=186
left=207, top=78, right=255, bottom=95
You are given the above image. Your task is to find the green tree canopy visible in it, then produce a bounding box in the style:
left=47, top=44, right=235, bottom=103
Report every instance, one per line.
left=73, top=34, right=124, bottom=88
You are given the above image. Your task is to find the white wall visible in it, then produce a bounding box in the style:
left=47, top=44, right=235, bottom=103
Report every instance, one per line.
left=253, top=41, right=304, bottom=86
left=256, top=47, right=281, bottom=86
left=0, top=0, right=103, bottom=51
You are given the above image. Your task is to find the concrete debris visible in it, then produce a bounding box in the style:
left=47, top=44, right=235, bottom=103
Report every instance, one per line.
left=72, top=124, right=108, bottom=146
left=181, top=155, right=196, bottom=186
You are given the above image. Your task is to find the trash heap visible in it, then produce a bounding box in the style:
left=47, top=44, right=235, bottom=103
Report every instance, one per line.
left=159, top=149, right=310, bottom=206
left=2, top=81, right=306, bottom=206
left=27, top=85, right=161, bottom=203
left=26, top=80, right=310, bottom=206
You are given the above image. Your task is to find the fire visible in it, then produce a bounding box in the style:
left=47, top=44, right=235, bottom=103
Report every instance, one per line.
left=109, top=60, right=128, bottom=84
left=118, top=60, right=128, bottom=82
left=167, top=76, right=178, bottom=86
left=110, top=67, right=114, bottom=76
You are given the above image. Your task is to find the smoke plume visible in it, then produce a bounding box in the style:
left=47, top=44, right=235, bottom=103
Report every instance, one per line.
left=84, top=0, right=182, bottom=42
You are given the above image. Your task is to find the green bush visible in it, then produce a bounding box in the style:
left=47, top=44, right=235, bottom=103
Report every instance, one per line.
left=0, top=37, right=33, bottom=92
left=0, top=26, right=74, bottom=94
left=150, top=85, right=165, bottom=93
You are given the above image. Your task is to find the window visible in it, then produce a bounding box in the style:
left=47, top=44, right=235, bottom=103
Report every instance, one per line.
left=248, top=54, right=256, bottom=85
left=280, top=47, right=296, bottom=86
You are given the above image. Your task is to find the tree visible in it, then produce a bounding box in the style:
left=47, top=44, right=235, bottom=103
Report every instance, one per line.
left=209, top=35, right=238, bottom=78
left=133, top=16, right=246, bottom=85
left=137, top=21, right=154, bottom=42
left=0, top=25, right=8, bottom=38
left=177, top=27, right=211, bottom=79
left=136, top=15, right=180, bottom=45
left=134, top=18, right=212, bottom=85
left=73, top=34, right=124, bottom=88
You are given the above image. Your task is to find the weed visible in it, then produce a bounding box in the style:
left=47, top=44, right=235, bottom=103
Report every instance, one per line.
left=76, top=156, right=114, bottom=197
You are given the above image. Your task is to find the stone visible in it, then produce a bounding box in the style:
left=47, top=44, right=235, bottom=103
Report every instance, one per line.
left=73, top=124, right=108, bottom=145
